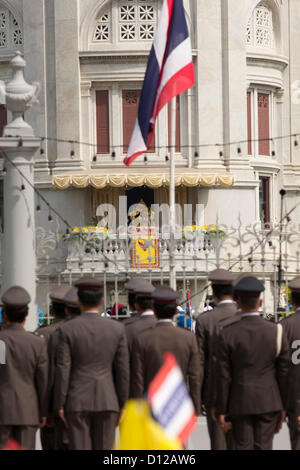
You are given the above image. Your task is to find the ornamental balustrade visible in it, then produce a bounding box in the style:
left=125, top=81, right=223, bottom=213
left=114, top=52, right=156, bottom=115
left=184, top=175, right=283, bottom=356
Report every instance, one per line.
left=1, top=218, right=299, bottom=323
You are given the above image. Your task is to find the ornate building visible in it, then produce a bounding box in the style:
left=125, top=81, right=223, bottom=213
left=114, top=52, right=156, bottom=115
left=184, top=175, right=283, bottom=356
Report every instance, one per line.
left=0, top=0, right=300, bottom=317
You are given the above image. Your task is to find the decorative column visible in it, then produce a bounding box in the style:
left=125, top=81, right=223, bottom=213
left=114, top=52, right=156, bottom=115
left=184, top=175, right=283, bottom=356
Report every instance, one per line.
left=0, top=52, right=41, bottom=331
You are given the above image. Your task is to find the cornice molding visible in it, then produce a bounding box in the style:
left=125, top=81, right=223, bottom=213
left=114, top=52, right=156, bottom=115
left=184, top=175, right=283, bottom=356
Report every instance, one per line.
left=246, top=52, right=289, bottom=71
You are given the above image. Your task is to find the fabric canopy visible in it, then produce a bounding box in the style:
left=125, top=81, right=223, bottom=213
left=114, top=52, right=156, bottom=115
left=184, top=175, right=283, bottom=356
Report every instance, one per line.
left=52, top=173, right=235, bottom=190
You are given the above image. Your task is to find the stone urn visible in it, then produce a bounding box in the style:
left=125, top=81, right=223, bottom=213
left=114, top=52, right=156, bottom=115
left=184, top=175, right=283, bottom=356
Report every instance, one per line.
left=4, top=51, right=40, bottom=136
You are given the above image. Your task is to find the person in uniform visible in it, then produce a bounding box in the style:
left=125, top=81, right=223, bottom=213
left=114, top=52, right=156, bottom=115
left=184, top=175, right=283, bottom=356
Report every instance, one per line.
left=34, top=285, right=71, bottom=450
left=47, top=287, right=81, bottom=450
left=0, top=286, right=48, bottom=450
left=131, top=286, right=201, bottom=415
left=123, top=278, right=150, bottom=326
left=281, top=276, right=300, bottom=450
left=53, top=277, right=129, bottom=450
left=216, top=276, right=290, bottom=450
left=34, top=285, right=71, bottom=342
left=195, top=269, right=237, bottom=450
left=125, top=279, right=156, bottom=355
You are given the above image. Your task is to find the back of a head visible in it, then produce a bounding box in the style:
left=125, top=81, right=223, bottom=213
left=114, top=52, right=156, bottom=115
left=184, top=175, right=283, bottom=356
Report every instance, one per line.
left=237, top=295, right=261, bottom=311
left=212, top=284, right=233, bottom=301
left=135, top=297, right=153, bottom=312
left=209, top=269, right=235, bottom=301
left=152, top=286, right=178, bottom=320
left=50, top=285, right=72, bottom=319
left=74, top=277, right=103, bottom=310
left=5, top=305, right=28, bottom=323
left=51, top=302, right=67, bottom=319
left=234, top=276, right=264, bottom=312
left=1, top=286, right=30, bottom=324
left=77, top=289, right=103, bottom=309
left=133, top=279, right=155, bottom=313
left=154, top=303, right=177, bottom=320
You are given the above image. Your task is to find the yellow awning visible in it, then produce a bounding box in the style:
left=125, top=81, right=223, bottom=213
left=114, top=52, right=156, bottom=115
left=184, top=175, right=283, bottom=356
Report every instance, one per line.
left=52, top=173, right=235, bottom=190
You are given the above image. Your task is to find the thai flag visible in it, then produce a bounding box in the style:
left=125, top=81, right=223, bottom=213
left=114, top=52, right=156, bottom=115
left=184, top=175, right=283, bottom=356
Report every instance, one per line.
left=148, top=353, right=196, bottom=444
left=124, top=0, right=194, bottom=166
left=186, top=289, right=192, bottom=316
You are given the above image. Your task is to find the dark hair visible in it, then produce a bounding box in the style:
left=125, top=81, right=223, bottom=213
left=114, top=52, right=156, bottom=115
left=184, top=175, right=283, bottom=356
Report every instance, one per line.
left=212, top=284, right=233, bottom=300
left=67, top=306, right=81, bottom=317
left=5, top=306, right=28, bottom=323
left=52, top=302, right=67, bottom=319
left=77, top=290, right=103, bottom=308
left=291, top=292, right=300, bottom=308
left=154, top=303, right=177, bottom=319
left=237, top=296, right=260, bottom=311
left=128, top=293, right=136, bottom=310
left=135, top=297, right=153, bottom=311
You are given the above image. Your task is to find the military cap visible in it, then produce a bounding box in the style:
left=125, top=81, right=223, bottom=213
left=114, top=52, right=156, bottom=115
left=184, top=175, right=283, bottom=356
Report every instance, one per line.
left=208, top=269, right=235, bottom=285
left=50, top=285, right=72, bottom=304
left=233, top=272, right=256, bottom=288
left=133, top=279, right=155, bottom=297
left=74, top=277, right=103, bottom=291
left=152, top=286, right=179, bottom=305
left=234, top=276, right=264, bottom=297
left=288, top=276, right=300, bottom=293
left=64, top=287, right=79, bottom=308
left=125, top=278, right=148, bottom=293
left=1, top=286, right=31, bottom=309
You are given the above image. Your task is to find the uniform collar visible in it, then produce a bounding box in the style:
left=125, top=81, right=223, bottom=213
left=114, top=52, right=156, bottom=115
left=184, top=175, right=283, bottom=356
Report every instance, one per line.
left=81, top=310, right=99, bottom=316
left=5, top=324, right=25, bottom=331
left=141, top=310, right=155, bottom=318
left=217, top=300, right=236, bottom=306
left=241, top=312, right=260, bottom=318
left=156, top=319, right=174, bottom=326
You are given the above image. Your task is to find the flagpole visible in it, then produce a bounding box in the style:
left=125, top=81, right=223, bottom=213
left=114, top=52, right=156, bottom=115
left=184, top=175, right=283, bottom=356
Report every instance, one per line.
left=169, top=96, right=176, bottom=290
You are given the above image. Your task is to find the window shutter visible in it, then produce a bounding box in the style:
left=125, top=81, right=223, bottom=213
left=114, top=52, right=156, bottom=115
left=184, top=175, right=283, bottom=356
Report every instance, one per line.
left=96, top=91, right=110, bottom=154
left=122, top=89, right=155, bottom=154
left=168, top=96, right=181, bottom=152
left=0, top=105, right=7, bottom=160
left=259, top=177, right=270, bottom=227
left=0, top=105, right=7, bottom=137
left=247, top=92, right=252, bottom=155
left=258, top=93, right=270, bottom=156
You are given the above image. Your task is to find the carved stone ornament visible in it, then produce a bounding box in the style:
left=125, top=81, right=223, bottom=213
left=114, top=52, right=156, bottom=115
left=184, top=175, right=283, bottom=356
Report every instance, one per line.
left=4, top=51, right=40, bottom=136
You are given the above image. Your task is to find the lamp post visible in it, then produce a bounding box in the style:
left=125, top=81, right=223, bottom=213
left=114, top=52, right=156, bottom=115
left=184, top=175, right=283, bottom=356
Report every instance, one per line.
left=0, top=51, right=40, bottom=331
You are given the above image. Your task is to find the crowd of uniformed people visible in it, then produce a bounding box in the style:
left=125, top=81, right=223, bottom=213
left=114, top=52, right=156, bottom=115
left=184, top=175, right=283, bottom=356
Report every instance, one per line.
left=0, top=270, right=299, bottom=451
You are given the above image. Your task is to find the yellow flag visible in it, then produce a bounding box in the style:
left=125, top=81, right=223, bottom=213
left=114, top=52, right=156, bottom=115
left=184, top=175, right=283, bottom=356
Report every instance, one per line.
left=114, top=400, right=183, bottom=450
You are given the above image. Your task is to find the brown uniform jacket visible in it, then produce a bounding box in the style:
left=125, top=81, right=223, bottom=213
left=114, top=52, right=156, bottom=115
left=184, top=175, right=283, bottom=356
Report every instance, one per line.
left=53, top=312, right=129, bottom=413
left=216, top=315, right=290, bottom=416
left=195, top=302, right=237, bottom=408
left=0, top=325, right=48, bottom=425
left=34, top=319, right=66, bottom=343
left=281, top=310, right=300, bottom=413
left=125, top=313, right=156, bottom=355
left=35, top=318, right=66, bottom=413
left=131, top=322, right=201, bottom=415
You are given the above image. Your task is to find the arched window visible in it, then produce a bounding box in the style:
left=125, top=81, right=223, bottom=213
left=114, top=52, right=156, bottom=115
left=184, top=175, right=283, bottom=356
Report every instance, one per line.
left=93, top=0, right=159, bottom=44
left=0, top=7, right=23, bottom=51
left=94, top=12, right=111, bottom=42
left=246, top=3, right=274, bottom=50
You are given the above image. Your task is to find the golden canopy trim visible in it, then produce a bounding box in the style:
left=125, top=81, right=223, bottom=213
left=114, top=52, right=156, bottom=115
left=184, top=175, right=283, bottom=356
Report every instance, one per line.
left=52, top=173, right=235, bottom=190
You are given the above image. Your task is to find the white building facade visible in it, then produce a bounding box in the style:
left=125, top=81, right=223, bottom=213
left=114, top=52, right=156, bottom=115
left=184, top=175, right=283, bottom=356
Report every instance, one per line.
left=1, top=0, right=300, bottom=319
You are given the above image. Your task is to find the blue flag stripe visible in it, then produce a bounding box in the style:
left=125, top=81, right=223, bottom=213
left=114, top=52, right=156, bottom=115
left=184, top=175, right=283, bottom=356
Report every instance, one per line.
left=156, top=381, right=188, bottom=428
left=138, top=47, right=160, bottom=145
left=165, top=0, right=189, bottom=60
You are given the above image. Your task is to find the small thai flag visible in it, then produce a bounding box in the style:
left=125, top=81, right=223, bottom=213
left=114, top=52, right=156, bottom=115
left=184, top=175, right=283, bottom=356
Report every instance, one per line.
left=186, top=289, right=192, bottom=316
left=124, top=0, right=194, bottom=166
left=148, top=353, right=196, bottom=444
